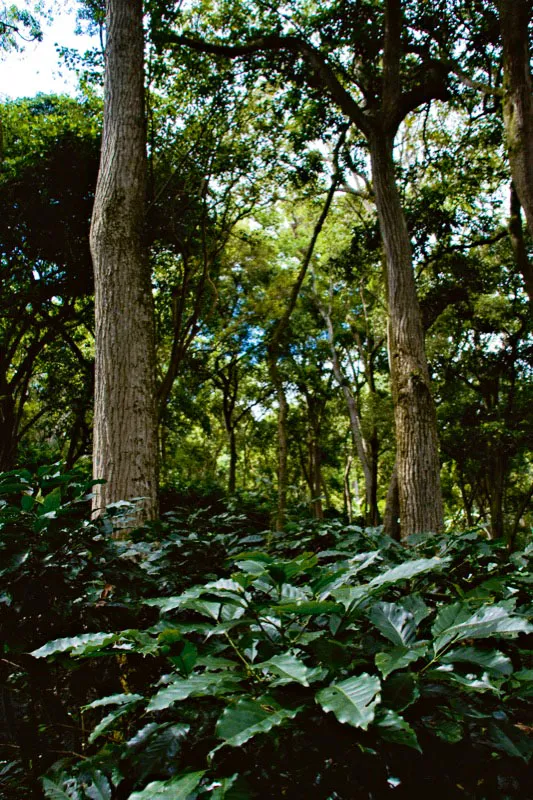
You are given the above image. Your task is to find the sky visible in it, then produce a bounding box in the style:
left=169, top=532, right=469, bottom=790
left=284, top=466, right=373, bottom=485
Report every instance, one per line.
left=0, top=2, right=97, bottom=99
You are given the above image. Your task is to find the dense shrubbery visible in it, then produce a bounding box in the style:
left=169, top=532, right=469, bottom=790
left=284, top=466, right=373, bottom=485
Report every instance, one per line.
left=1, top=468, right=532, bottom=799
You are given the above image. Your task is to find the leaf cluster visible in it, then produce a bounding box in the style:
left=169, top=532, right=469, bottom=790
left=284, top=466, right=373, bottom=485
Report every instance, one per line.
left=3, top=473, right=527, bottom=799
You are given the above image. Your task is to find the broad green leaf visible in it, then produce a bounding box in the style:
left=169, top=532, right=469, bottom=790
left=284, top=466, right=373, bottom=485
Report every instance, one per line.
left=258, top=652, right=323, bottom=686
left=375, top=645, right=426, bottom=678
left=147, top=673, right=241, bottom=711
left=368, top=557, right=449, bottom=590
left=89, top=697, right=143, bottom=744
left=31, top=631, right=119, bottom=658
left=127, top=771, right=206, bottom=800
left=85, top=771, right=112, bottom=800
left=427, top=667, right=499, bottom=693
left=400, top=595, right=431, bottom=625
left=129, top=722, right=190, bottom=769
left=374, top=709, right=421, bottom=752
left=83, top=693, right=143, bottom=711
left=42, top=777, right=80, bottom=800
left=382, top=673, right=419, bottom=711
left=39, top=486, right=62, bottom=515
left=215, top=697, right=302, bottom=747
left=21, top=493, right=35, bottom=512
left=441, top=647, right=513, bottom=675
left=432, top=603, right=532, bottom=652
left=316, top=673, right=381, bottom=730
left=488, top=721, right=533, bottom=763
left=368, top=602, right=417, bottom=645
left=126, top=722, right=161, bottom=748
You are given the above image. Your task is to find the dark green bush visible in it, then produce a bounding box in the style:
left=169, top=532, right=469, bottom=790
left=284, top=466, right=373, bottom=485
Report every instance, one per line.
left=1, top=467, right=532, bottom=799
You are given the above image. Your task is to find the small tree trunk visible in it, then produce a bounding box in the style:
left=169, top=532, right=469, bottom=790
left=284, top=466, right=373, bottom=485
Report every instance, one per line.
left=268, top=348, right=288, bottom=530
left=319, top=303, right=379, bottom=525
left=0, top=392, right=16, bottom=472
left=90, top=0, right=159, bottom=522
left=228, top=426, right=237, bottom=494
left=370, top=134, right=443, bottom=536
left=383, top=460, right=401, bottom=541
left=344, top=455, right=353, bottom=522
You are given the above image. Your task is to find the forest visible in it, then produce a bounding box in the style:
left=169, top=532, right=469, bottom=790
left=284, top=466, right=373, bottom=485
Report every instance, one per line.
left=0, top=0, right=532, bottom=798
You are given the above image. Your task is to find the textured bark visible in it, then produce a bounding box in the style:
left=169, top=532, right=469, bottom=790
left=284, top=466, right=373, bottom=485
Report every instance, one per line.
left=499, top=0, right=533, bottom=244
left=90, top=0, right=158, bottom=521
left=508, top=183, right=533, bottom=305
left=370, top=134, right=444, bottom=536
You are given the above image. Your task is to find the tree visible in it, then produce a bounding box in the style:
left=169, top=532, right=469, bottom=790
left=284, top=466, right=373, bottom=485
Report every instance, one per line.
left=90, top=0, right=159, bottom=520
left=159, top=0, right=446, bottom=535
left=0, top=96, right=97, bottom=470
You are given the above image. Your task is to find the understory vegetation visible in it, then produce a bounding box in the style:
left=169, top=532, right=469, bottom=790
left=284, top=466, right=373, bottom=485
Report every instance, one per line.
left=1, top=467, right=532, bottom=799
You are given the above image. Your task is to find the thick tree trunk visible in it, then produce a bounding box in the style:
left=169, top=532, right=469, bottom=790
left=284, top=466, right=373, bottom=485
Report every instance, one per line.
left=89, top=0, right=158, bottom=521
left=499, top=0, right=533, bottom=246
left=370, top=134, right=443, bottom=536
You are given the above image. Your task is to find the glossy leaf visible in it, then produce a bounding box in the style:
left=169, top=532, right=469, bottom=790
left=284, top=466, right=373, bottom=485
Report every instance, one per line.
left=440, top=647, right=513, bottom=675
left=83, top=693, right=143, bottom=711
left=31, top=631, right=119, bottom=658
left=147, top=673, right=241, bottom=711
left=89, top=698, right=143, bottom=744
left=432, top=603, right=532, bottom=651
left=258, top=652, right=323, bottom=686
left=42, top=777, right=80, bottom=800
left=85, top=771, right=112, bottom=800
left=215, top=697, right=302, bottom=747
left=127, top=771, right=206, bottom=800
left=375, top=645, right=426, bottom=678
left=316, top=673, right=381, bottom=730
left=374, top=709, right=421, bottom=752
left=368, top=602, right=417, bottom=645
left=368, top=557, right=449, bottom=590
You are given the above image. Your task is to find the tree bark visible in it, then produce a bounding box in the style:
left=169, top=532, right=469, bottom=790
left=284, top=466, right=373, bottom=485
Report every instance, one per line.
left=370, top=134, right=443, bottom=536
left=508, top=183, right=533, bottom=305
left=90, top=0, right=159, bottom=521
left=499, top=0, right=533, bottom=245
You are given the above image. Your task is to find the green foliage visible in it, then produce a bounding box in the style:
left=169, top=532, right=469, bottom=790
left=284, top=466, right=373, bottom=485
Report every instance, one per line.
left=2, top=473, right=530, bottom=798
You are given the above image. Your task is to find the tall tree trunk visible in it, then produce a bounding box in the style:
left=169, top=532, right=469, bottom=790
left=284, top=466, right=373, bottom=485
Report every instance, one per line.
left=90, top=0, right=159, bottom=521
left=499, top=0, right=533, bottom=247
left=370, top=134, right=443, bottom=536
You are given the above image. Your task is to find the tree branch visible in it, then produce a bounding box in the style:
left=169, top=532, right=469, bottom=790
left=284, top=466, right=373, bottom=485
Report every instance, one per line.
left=161, top=32, right=371, bottom=136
